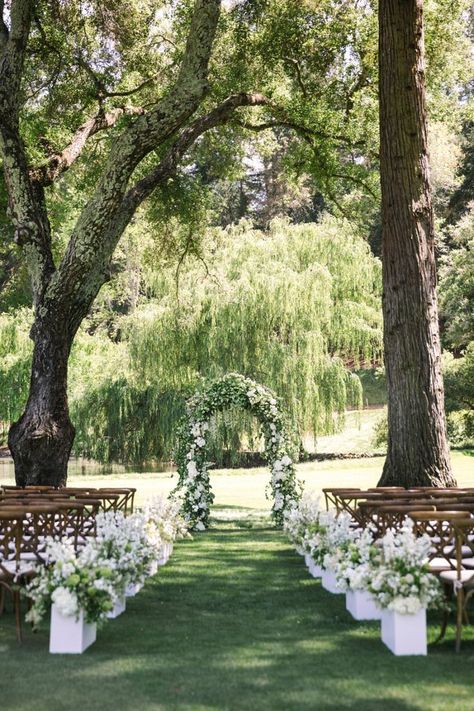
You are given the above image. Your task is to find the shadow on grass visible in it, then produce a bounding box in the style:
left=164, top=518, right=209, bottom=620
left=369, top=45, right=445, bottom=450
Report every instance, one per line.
left=1, top=524, right=474, bottom=711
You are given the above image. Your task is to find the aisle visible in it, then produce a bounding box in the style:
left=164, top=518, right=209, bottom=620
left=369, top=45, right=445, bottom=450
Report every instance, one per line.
left=2, top=519, right=474, bottom=711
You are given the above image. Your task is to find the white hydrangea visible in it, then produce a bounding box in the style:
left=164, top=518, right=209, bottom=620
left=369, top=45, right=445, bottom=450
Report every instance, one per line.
left=186, top=461, right=198, bottom=477
left=51, top=586, right=79, bottom=619
left=366, top=519, right=441, bottom=613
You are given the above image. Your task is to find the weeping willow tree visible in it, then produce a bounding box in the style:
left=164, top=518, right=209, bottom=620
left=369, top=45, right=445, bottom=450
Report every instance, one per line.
left=121, top=216, right=381, bottom=462
left=0, top=217, right=382, bottom=463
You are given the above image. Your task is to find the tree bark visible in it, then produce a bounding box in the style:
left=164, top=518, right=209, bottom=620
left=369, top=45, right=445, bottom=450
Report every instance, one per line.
left=8, top=317, right=75, bottom=486
left=378, top=0, right=455, bottom=487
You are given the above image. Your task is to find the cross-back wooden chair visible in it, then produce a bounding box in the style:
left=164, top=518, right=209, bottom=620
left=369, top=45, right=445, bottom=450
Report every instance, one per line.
left=50, top=501, right=86, bottom=549
left=439, top=518, right=474, bottom=652
left=21, top=505, right=61, bottom=564
left=374, top=505, right=436, bottom=537
left=409, top=511, right=469, bottom=573
left=64, top=498, right=100, bottom=541
left=98, top=488, right=136, bottom=514
left=322, top=488, right=361, bottom=511
left=0, top=508, right=26, bottom=642
left=330, top=492, right=386, bottom=524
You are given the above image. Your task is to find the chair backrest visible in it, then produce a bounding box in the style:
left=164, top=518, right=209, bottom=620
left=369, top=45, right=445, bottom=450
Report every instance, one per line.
left=0, top=509, right=25, bottom=575
left=410, top=511, right=472, bottom=570
left=372, top=505, right=436, bottom=537
left=22, top=505, right=60, bottom=563
left=452, top=519, right=474, bottom=580
left=367, top=487, right=405, bottom=492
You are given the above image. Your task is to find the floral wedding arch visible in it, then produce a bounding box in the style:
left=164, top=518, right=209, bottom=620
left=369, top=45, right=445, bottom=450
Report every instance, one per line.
left=174, top=373, right=301, bottom=530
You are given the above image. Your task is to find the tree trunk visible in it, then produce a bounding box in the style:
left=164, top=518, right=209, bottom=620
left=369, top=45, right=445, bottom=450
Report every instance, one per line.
left=8, top=317, right=75, bottom=487
left=378, top=0, right=455, bottom=487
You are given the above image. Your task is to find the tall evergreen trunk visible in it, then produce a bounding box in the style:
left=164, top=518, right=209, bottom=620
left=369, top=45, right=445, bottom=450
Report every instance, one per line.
left=8, top=316, right=75, bottom=487
left=378, top=0, right=455, bottom=487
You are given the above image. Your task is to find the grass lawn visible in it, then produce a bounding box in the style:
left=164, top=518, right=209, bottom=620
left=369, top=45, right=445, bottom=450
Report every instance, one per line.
left=2, top=516, right=474, bottom=711
left=1, top=429, right=473, bottom=709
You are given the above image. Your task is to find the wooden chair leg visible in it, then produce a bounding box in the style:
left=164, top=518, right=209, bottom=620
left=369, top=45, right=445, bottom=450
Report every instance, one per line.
left=13, top=589, right=22, bottom=643
left=455, top=587, right=464, bottom=653
left=432, top=583, right=451, bottom=645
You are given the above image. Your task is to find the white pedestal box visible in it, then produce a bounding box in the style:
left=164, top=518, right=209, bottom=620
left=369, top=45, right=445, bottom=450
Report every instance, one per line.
left=346, top=590, right=381, bottom=621
left=49, top=604, right=97, bottom=654
left=125, top=581, right=143, bottom=597
left=107, top=596, right=126, bottom=619
left=158, top=542, right=173, bottom=566
left=381, top=608, right=427, bottom=656
left=148, top=560, right=159, bottom=576
left=309, top=559, right=323, bottom=578
left=321, top=568, right=343, bottom=594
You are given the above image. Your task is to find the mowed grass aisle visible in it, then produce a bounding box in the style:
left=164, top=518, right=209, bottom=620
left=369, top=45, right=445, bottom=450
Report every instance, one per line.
left=2, top=516, right=474, bottom=711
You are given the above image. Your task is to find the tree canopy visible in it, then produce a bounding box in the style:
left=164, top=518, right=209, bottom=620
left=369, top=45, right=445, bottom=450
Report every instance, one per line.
left=0, top=0, right=473, bottom=478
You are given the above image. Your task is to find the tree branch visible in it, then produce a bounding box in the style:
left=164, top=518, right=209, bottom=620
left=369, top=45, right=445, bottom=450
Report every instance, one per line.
left=30, top=106, right=145, bottom=186
left=0, top=0, right=32, bottom=100
left=345, top=61, right=370, bottom=117
left=331, top=171, right=377, bottom=199
left=0, top=0, right=56, bottom=304
left=46, top=0, right=222, bottom=330
left=233, top=116, right=365, bottom=149
left=283, top=57, right=308, bottom=99
left=101, top=75, right=158, bottom=99
left=58, top=92, right=269, bottom=334
left=125, top=93, right=270, bottom=211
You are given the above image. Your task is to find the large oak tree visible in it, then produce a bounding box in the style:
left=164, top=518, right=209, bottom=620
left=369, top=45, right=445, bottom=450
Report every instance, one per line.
left=0, top=0, right=274, bottom=484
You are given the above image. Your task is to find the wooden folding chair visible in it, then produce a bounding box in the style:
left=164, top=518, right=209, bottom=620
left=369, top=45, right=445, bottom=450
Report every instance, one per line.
left=0, top=508, right=26, bottom=642
left=440, top=519, right=474, bottom=652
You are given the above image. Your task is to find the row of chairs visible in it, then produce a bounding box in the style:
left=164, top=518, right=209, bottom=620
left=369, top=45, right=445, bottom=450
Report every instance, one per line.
left=0, top=485, right=136, bottom=642
left=0, top=484, right=136, bottom=515
left=323, top=486, right=474, bottom=528
left=323, top=486, right=474, bottom=652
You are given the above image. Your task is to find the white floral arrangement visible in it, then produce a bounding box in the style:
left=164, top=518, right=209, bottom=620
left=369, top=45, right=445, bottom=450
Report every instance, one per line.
left=283, top=494, right=339, bottom=567
left=329, top=525, right=379, bottom=593
left=322, top=512, right=360, bottom=584
left=174, top=373, right=301, bottom=530
left=25, top=538, right=119, bottom=628
left=283, top=493, right=323, bottom=555
left=302, top=509, right=336, bottom=567
left=140, top=495, right=190, bottom=544
left=92, top=511, right=153, bottom=591
left=25, top=498, right=190, bottom=627
left=366, top=519, right=442, bottom=615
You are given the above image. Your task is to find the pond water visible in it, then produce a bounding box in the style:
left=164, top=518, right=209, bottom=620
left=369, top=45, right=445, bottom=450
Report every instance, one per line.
left=0, top=456, right=176, bottom=484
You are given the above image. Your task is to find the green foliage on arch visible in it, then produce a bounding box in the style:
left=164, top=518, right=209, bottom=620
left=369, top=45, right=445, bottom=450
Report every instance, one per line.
left=174, top=373, right=302, bottom=530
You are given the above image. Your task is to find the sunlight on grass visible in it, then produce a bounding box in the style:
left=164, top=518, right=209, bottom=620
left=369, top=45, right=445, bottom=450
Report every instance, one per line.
left=2, top=519, right=474, bottom=710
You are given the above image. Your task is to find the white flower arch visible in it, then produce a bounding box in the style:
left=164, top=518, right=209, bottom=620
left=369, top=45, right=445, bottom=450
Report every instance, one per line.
left=174, top=373, right=301, bottom=530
